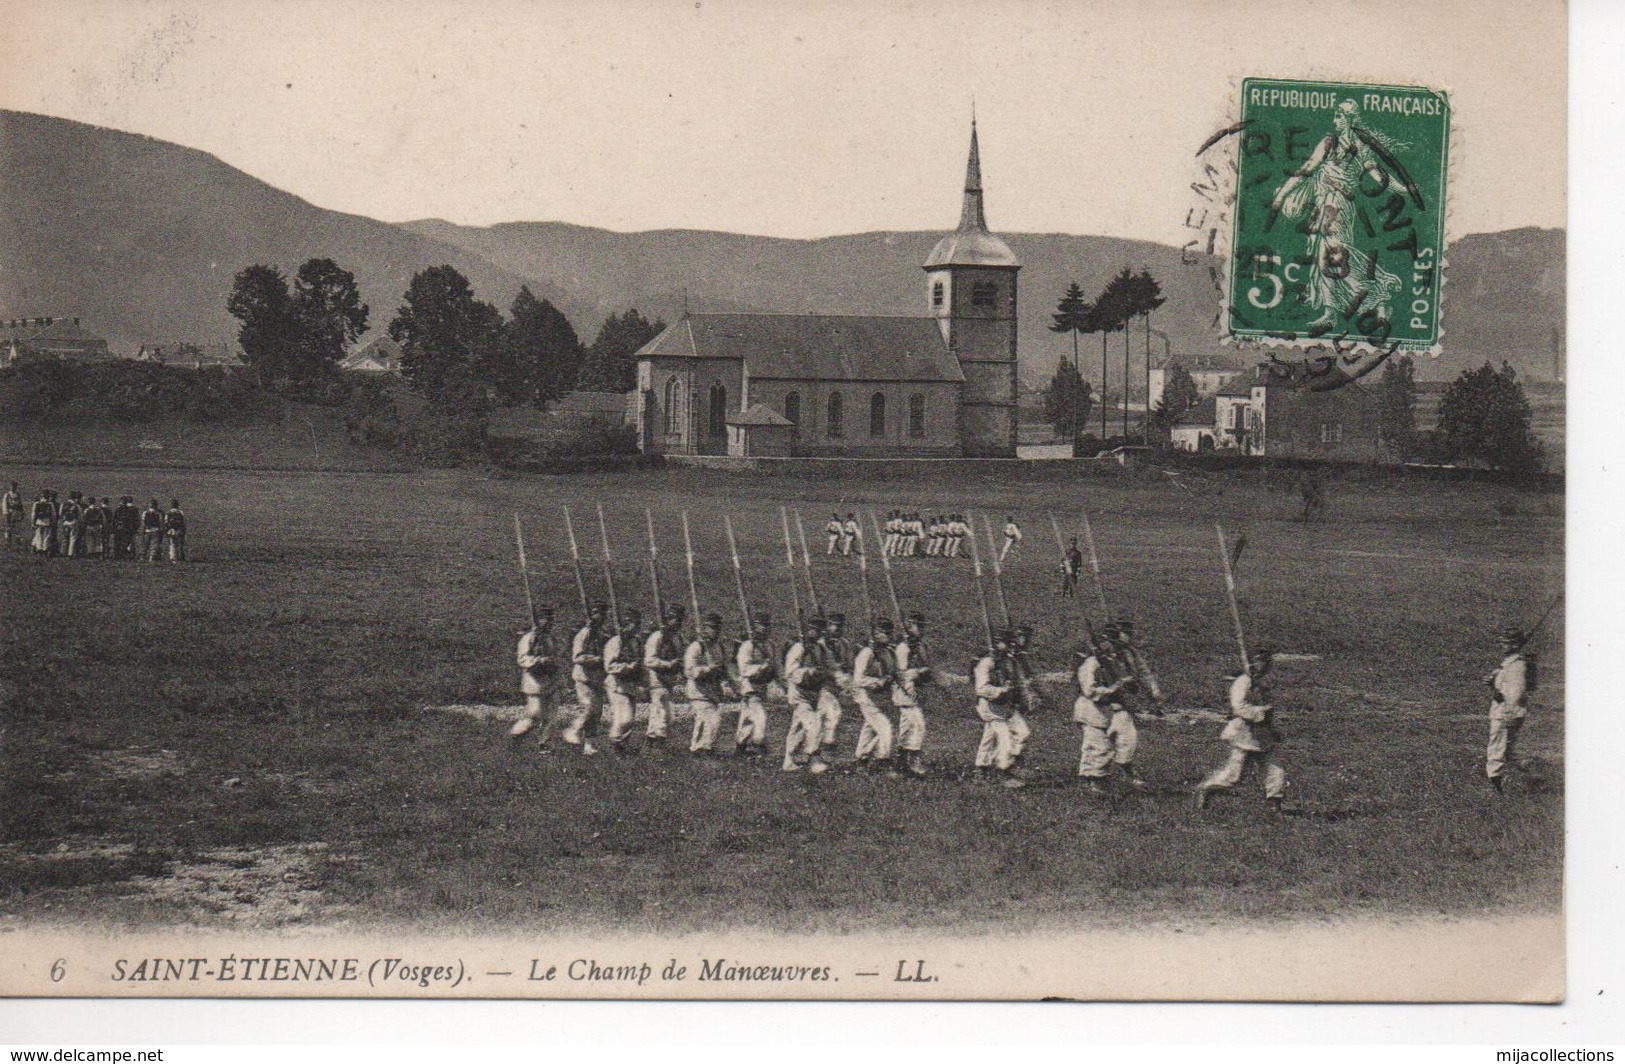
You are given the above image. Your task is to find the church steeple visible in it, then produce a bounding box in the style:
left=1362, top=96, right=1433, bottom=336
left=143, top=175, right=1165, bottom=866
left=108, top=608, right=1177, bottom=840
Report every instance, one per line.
left=958, top=119, right=987, bottom=232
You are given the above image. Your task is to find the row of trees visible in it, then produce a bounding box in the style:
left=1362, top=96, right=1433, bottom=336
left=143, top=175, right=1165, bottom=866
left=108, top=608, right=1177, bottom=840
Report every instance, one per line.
left=228, top=261, right=662, bottom=410
left=1046, top=268, right=1166, bottom=443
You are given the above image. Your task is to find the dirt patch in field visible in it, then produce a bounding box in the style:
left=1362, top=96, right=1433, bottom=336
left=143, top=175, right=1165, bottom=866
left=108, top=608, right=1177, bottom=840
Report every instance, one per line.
left=118, top=842, right=348, bottom=926
left=72, top=748, right=187, bottom=781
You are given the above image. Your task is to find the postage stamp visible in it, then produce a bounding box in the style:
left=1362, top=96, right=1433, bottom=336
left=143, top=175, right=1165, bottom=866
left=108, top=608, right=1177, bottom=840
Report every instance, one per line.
left=1226, top=78, right=1451, bottom=364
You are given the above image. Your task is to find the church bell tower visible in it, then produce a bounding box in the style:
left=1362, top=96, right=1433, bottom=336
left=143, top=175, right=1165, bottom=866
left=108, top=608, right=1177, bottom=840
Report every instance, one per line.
left=924, top=119, right=1020, bottom=458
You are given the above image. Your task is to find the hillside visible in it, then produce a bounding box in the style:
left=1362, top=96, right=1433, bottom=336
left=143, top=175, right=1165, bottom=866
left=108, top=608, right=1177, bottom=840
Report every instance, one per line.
left=0, top=110, right=1563, bottom=387
left=0, top=110, right=550, bottom=353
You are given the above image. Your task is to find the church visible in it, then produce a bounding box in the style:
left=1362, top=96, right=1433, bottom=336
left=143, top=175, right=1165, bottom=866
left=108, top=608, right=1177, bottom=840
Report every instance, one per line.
left=633, top=122, right=1021, bottom=459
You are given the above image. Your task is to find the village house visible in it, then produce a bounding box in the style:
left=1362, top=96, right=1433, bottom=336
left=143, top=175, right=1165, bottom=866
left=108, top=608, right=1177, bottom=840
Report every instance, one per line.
left=1175, top=364, right=1386, bottom=461
left=0, top=316, right=111, bottom=368
left=1148, top=352, right=1246, bottom=410
left=340, top=334, right=404, bottom=373
left=634, top=121, right=1020, bottom=459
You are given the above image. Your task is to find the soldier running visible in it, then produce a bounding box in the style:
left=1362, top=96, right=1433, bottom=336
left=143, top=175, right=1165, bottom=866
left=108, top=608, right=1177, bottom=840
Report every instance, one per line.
left=684, top=611, right=729, bottom=755
left=851, top=617, right=899, bottom=774
left=734, top=611, right=775, bottom=757
left=1000, top=516, right=1023, bottom=562
left=782, top=614, right=831, bottom=773
left=1485, top=627, right=1534, bottom=795
left=892, top=611, right=933, bottom=777
left=642, top=604, right=687, bottom=745
left=561, top=602, right=610, bottom=756
left=972, top=628, right=1026, bottom=788
left=1074, top=630, right=1150, bottom=795
left=817, top=611, right=854, bottom=761
left=508, top=606, right=560, bottom=745
left=1194, top=649, right=1286, bottom=811
left=601, top=607, right=645, bottom=753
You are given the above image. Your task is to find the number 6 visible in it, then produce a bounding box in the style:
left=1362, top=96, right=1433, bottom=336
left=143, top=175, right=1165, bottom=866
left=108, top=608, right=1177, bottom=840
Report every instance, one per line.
left=51, top=958, right=66, bottom=982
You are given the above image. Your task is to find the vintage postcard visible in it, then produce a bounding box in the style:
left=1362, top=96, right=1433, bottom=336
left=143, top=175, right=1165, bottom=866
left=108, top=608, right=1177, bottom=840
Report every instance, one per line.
left=0, top=0, right=1565, bottom=1002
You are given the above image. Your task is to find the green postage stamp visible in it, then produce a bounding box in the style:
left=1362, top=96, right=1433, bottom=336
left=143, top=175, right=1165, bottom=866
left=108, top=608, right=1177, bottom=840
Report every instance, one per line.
left=1227, top=78, right=1451, bottom=359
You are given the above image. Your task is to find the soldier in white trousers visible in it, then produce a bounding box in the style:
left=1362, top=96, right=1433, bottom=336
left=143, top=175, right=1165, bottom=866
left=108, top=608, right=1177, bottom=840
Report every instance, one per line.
left=826, top=514, right=843, bottom=555
left=892, top=612, right=933, bottom=777
left=601, top=608, right=644, bottom=753
left=851, top=618, right=899, bottom=774
left=782, top=615, right=831, bottom=773
left=734, top=612, right=775, bottom=757
left=972, top=629, right=1026, bottom=788
left=1194, top=650, right=1286, bottom=810
left=560, top=603, right=610, bottom=756
left=684, top=612, right=729, bottom=755
left=642, top=604, right=686, bottom=745
left=508, top=607, right=560, bottom=745
left=1073, top=632, right=1148, bottom=795
left=817, top=612, right=853, bottom=759
left=1485, top=627, right=1533, bottom=794
left=1000, top=516, right=1023, bottom=562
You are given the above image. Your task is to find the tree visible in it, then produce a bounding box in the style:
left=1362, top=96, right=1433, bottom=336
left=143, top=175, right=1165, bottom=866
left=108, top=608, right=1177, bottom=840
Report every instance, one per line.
left=1149, top=360, right=1199, bottom=434
left=1094, top=269, right=1135, bottom=439
left=497, top=287, right=585, bottom=407
left=388, top=266, right=506, bottom=403
left=1436, top=361, right=1543, bottom=473
left=1049, top=283, right=1091, bottom=371
left=292, top=258, right=369, bottom=377
left=1042, top=356, right=1093, bottom=443
left=1132, top=269, right=1166, bottom=440
left=226, top=265, right=300, bottom=382
left=577, top=307, right=665, bottom=393
left=1377, top=354, right=1418, bottom=460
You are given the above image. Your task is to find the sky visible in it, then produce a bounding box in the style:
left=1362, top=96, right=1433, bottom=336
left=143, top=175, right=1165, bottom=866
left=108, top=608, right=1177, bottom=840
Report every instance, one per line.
left=0, top=0, right=1566, bottom=244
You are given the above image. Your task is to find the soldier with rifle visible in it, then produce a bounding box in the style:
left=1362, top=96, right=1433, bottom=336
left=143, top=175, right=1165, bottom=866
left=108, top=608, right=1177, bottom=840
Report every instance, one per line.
left=892, top=612, right=933, bottom=777
left=602, top=607, right=645, bottom=754
left=684, top=611, right=730, bottom=756
left=818, top=612, right=854, bottom=759
left=972, top=628, right=1026, bottom=789
left=734, top=611, right=776, bottom=758
left=509, top=607, right=561, bottom=746
left=1058, top=536, right=1083, bottom=598
left=1485, top=625, right=1537, bottom=794
left=1194, top=648, right=1286, bottom=811
left=851, top=617, right=900, bottom=775
left=782, top=613, right=831, bottom=774
left=1074, top=628, right=1150, bottom=795
left=560, top=601, right=610, bottom=756
left=643, top=604, right=686, bottom=746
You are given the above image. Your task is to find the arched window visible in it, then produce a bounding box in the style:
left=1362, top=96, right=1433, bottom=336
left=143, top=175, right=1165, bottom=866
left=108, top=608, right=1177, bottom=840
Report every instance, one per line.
left=663, top=377, right=681, bottom=436
left=708, top=383, right=727, bottom=439
left=869, top=392, right=886, bottom=437
left=908, top=393, right=926, bottom=438
left=784, top=391, right=801, bottom=428
left=827, top=392, right=844, bottom=438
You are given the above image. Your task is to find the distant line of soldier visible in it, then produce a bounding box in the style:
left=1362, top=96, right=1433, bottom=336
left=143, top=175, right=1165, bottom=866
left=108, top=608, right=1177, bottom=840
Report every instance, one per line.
left=3, top=481, right=187, bottom=561
left=825, top=511, right=1022, bottom=561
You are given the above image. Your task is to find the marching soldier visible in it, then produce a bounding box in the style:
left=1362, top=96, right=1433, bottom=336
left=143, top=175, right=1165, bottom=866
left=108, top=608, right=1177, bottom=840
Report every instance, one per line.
left=163, top=498, right=187, bottom=562
left=46, top=491, right=60, bottom=556
left=1194, top=649, right=1286, bottom=811
left=1485, top=627, right=1534, bottom=794
left=1074, top=631, right=1150, bottom=795
left=30, top=491, right=52, bottom=554
left=1059, top=536, right=1083, bottom=598
left=946, top=514, right=967, bottom=557
left=59, top=491, right=83, bottom=557
left=817, top=611, right=854, bottom=760
left=642, top=604, right=687, bottom=745
left=851, top=617, right=899, bottom=774
left=734, top=612, right=776, bottom=757
left=98, top=498, right=116, bottom=559
left=1006, top=623, right=1039, bottom=775
left=602, top=607, right=645, bottom=753
left=561, top=602, right=610, bottom=756
left=826, top=513, right=843, bottom=555
left=2, top=481, right=21, bottom=549
left=1000, top=515, right=1023, bottom=562
left=782, top=614, right=831, bottom=773
left=884, top=511, right=902, bottom=557
left=684, top=611, right=730, bottom=755
left=139, top=498, right=164, bottom=562
left=508, top=606, right=560, bottom=745
left=1109, top=620, right=1164, bottom=708
left=841, top=513, right=860, bottom=557
left=892, top=611, right=933, bottom=777
left=972, top=628, right=1026, bottom=788
left=904, top=512, right=922, bottom=557
left=82, top=495, right=107, bottom=557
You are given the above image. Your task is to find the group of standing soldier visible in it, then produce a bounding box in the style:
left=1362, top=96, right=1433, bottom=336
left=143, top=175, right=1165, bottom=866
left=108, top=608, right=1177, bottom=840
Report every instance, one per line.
left=825, top=511, right=1022, bottom=562
left=2, top=481, right=187, bottom=562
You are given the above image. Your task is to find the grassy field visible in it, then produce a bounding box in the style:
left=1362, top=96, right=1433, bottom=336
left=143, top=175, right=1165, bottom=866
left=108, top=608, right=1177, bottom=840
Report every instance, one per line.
left=0, top=461, right=1563, bottom=933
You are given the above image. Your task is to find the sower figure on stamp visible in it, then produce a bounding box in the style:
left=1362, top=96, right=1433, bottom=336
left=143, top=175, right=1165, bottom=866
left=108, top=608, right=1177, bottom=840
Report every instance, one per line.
left=851, top=617, right=899, bottom=776
left=892, top=611, right=933, bottom=777
left=684, top=611, right=729, bottom=756
left=561, top=602, right=610, bottom=756
left=1194, top=649, right=1286, bottom=812
left=602, top=607, right=645, bottom=754
left=972, top=628, right=1026, bottom=789
left=509, top=606, right=560, bottom=746
left=734, top=611, right=775, bottom=758
left=1485, top=626, right=1535, bottom=795
left=782, top=613, right=830, bottom=773
left=642, top=604, right=686, bottom=746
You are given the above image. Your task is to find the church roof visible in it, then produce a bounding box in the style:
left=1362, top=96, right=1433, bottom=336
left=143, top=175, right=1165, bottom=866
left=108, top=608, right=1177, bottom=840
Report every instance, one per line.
left=637, top=313, right=964, bottom=383
left=923, top=121, right=1020, bottom=271
left=727, top=403, right=795, bottom=427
